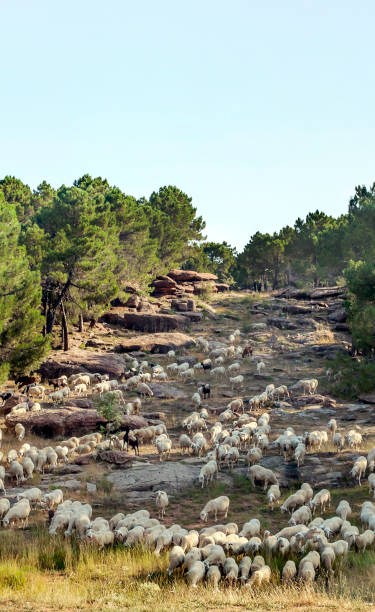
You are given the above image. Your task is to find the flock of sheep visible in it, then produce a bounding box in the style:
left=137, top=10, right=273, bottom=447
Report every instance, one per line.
left=0, top=322, right=374, bottom=591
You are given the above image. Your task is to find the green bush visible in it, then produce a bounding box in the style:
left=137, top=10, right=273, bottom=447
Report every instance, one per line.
left=328, top=353, right=375, bottom=399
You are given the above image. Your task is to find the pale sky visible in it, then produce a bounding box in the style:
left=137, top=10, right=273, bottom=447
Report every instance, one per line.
left=1, top=0, right=374, bottom=250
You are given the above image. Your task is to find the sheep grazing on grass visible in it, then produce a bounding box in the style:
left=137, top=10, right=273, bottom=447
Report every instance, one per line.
left=200, top=496, right=230, bottom=522
left=351, top=456, right=367, bottom=486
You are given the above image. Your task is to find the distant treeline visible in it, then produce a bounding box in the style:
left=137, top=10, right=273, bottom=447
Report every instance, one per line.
left=1, top=175, right=375, bottom=381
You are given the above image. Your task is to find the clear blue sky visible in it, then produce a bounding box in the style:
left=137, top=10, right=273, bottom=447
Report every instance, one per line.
left=1, top=0, right=375, bottom=250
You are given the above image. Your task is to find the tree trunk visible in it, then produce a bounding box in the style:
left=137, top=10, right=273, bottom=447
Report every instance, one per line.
left=78, top=313, right=83, bottom=332
left=61, top=303, right=69, bottom=351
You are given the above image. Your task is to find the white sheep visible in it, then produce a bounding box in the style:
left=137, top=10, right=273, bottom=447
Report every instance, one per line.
left=310, top=489, right=331, bottom=515
left=333, top=432, right=344, bottom=452
left=282, top=560, right=297, bottom=583
left=248, top=465, right=278, bottom=490
left=267, top=484, right=281, bottom=510
left=198, top=460, right=218, bottom=488
left=289, top=505, right=312, bottom=526
left=9, top=461, right=25, bottom=485
left=256, top=361, right=266, bottom=374
left=186, top=560, right=206, bottom=587
left=200, top=496, right=230, bottom=522
left=136, top=382, right=154, bottom=398
left=42, top=489, right=64, bottom=510
left=336, top=500, right=352, bottom=521
left=351, top=456, right=367, bottom=485
left=3, top=499, right=30, bottom=528
left=155, top=490, right=169, bottom=518
left=368, top=473, right=375, bottom=499
left=14, top=423, right=25, bottom=441
left=229, top=375, right=244, bottom=389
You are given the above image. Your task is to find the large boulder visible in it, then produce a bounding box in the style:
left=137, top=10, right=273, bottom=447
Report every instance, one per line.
left=97, top=451, right=134, bottom=465
left=115, top=332, right=195, bottom=354
left=39, top=348, right=126, bottom=380
left=168, top=269, right=218, bottom=282
left=310, top=286, right=346, bottom=300
left=5, top=407, right=107, bottom=437
left=123, top=312, right=186, bottom=333
left=328, top=308, right=347, bottom=323
left=148, top=383, right=187, bottom=399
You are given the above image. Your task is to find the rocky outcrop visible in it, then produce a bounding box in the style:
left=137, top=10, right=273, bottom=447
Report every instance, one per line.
left=5, top=407, right=107, bottom=437
left=168, top=269, right=218, bottom=283
left=97, top=451, right=134, bottom=465
left=148, top=383, right=188, bottom=399
left=123, top=312, right=186, bottom=333
left=151, top=269, right=229, bottom=298
left=115, top=332, right=196, bottom=354
left=275, top=286, right=346, bottom=300
left=39, top=349, right=126, bottom=380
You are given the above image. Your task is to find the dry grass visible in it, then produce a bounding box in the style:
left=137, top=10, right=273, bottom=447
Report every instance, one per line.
left=0, top=529, right=372, bottom=611
left=311, top=323, right=336, bottom=345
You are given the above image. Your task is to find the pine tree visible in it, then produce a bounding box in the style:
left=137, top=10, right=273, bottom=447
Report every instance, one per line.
left=0, top=194, right=48, bottom=382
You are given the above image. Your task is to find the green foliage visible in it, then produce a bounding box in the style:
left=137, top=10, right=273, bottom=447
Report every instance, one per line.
left=94, top=392, right=123, bottom=427
left=0, top=194, right=49, bottom=382
left=0, top=565, right=26, bottom=589
left=183, top=241, right=237, bottom=283
left=328, top=354, right=375, bottom=399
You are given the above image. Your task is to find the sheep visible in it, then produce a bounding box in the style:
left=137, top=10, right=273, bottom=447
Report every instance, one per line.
left=289, top=505, right=312, bottom=526
left=351, top=456, right=367, bottom=485
left=256, top=361, right=266, bottom=374
left=227, top=398, right=244, bottom=413
left=10, top=402, right=29, bottom=415
left=300, top=483, right=314, bottom=504
left=331, top=540, right=349, bottom=557
left=298, top=560, right=315, bottom=583
left=346, top=429, right=363, bottom=451
left=239, top=519, right=260, bottom=539
left=27, top=384, right=45, bottom=399
left=15, top=423, right=25, bottom=441
left=248, top=465, right=278, bottom=490
left=336, top=500, right=352, bottom=521
left=9, top=461, right=25, bottom=485
left=155, top=437, right=172, bottom=461
left=321, top=516, right=343, bottom=539
left=238, top=556, right=252, bottom=583
left=136, top=382, right=154, bottom=398
left=42, top=489, right=64, bottom=510
left=86, top=529, right=114, bottom=548
left=282, top=560, right=297, bottom=583
left=22, top=456, right=35, bottom=480
left=266, top=484, right=281, bottom=510
left=210, top=367, right=226, bottom=379
left=0, top=499, right=10, bottom=519
left=246, top=564, right=271, bottom=588
left=292, top=379, right=318, bottom=395
left=179, top=434, right=193, bottom=454
left=7, top=449, right=18, bottom=464
left=294, top=443, right=306, bottom=467
left=310, top=489, right=331, bottom=515
left=168, top=545, right=185, bottom=575
left=199, top=460, right=218, bottom=488
left=191, top=392, right=201, bottom=408
left=223, top=557, right=239, bottom=585
left=200, top=496, right=230, bottom=522
left=367, top=448, right=375, bottom=473
left=246, top=447, right=263, bottom=466
left=155, top=490, right=169, bottom=519
left=368, top=473, right=375, bottom=499
left=186, top=560, right=206, bottom=588
left=3, top=499, right=31, bottom=528
left=229, top=375, right=244, bottom=389
left=331, top=432, right=344, bottom=453
left=327, top=418, right=337, bottom=438
left=206, top=565, right=221, bottom=588
left=355, top=530, right=375, bottom=552
left=181, top=530, right=199, bottom=553
left=280, top=492, right=306, bottom=515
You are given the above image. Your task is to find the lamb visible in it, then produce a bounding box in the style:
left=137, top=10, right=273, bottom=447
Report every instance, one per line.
left=200, top=496, right=230, bottom=522
left=310, top=489, right=331, bottom=515
left=186, top=560, right=206, bottom=587
left=155, top=490, right=169, bottom=518
left=282, top=560, right=297, bottom=583
left=199, top=460, right=218, bottom=488
left=351, top=456, right=367, bottom=485
left=248, top=465, right=278, bottom=490
left=266, top=484, right=281, bottom=510
left=168, top=545, right=185, bottom=575
left=15, top=423, right=25, bottom=441
left=336, top=500, right=352, bottom=521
